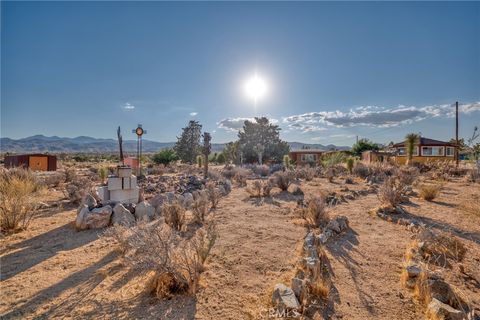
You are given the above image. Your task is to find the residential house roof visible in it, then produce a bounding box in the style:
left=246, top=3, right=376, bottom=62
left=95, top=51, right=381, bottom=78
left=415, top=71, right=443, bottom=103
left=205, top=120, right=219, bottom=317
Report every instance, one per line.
left=391, top=137, right=455, bottom=148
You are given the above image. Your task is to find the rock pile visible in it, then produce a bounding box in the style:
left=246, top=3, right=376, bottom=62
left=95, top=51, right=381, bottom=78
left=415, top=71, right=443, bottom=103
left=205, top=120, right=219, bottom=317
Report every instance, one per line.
left=401, top=230, right=470, bottom=319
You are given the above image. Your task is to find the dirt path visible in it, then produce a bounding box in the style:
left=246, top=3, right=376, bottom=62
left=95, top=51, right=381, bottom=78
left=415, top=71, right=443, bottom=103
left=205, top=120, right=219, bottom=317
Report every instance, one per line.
left=195, top=187, right=305, bottom=320
left=325, top=194, right=423, bottom=320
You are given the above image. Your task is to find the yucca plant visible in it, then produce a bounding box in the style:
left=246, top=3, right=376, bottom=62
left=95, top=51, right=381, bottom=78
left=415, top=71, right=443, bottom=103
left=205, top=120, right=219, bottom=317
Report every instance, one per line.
left=405, top=133, right=420, bottom=166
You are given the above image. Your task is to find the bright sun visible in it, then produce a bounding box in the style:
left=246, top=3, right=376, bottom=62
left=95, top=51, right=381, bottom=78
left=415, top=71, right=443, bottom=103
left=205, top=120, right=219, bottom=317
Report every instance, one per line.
left=245, top=73, right=267, bottom=105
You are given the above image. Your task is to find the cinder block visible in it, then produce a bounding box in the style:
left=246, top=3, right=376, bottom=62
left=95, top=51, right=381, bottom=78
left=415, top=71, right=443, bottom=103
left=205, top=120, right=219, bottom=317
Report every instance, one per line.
left=95, top=186, right=109, bottom=202
left=122, top=177, right=131, bottom=189
left=110, top=187, right=139, bottom=204
left=117, top=167, right=132, bottom=178
left=130, top=175, right=137, bottom=187
left=107, top=177, right=123, bottom=191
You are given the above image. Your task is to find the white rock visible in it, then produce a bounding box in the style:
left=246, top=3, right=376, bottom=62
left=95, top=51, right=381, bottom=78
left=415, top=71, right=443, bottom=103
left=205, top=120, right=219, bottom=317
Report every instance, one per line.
left=427, top=298, right=464, bottom=320
left=112, top=203, right=135, bottom=226
left=87, top=206, right=113, bottom=228
left=272, top=283, right=300, bottom=311
left=82, top=194, right=97, bottom=209
left=135, top=201, right=155, bottom=222
left=75, top=205, right=90, bottom=230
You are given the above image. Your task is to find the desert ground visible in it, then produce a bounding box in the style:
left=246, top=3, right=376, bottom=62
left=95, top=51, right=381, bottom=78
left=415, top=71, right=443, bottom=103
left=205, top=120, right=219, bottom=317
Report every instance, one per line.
left=1, top=162, right=479, bottom=320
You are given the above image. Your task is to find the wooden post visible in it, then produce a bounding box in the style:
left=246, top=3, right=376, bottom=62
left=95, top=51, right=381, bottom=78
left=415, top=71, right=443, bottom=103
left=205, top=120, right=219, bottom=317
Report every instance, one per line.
left=455, top=101, right=459, bottom=168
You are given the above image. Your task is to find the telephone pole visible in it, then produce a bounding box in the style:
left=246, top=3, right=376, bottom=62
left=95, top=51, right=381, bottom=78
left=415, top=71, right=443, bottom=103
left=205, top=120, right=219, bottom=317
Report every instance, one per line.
left=455, top=101, right=459, bottom=168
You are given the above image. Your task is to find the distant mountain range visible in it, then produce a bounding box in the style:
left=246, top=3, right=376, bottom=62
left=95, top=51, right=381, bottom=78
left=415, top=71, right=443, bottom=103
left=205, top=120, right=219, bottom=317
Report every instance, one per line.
left=0, top=135, right=350, bottom=154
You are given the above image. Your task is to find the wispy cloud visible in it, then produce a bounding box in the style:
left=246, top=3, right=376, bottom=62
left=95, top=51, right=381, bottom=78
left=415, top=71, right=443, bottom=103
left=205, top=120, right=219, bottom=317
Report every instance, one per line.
left=123, top=102, right=135, bottom=110
left=217, top=117, right=279, bottom=132
left=189, top=112, right=198, bottom=116
left=283, top=102, right=480, bottom=132
left=217, top=117, right=255, bottom=132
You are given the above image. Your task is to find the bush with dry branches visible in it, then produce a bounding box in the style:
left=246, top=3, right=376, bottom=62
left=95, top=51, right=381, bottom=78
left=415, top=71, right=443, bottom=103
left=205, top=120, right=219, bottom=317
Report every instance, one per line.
left=378, top=177, right=407, bottom=209
left=246, top=180, right=273, bottom=198
left=191, top=193, right=209, bottom=223
left=419, top=183, right=442, bottom=201
left=103, top=221, right=217, bottom=298
left=271, top=171, right=295, bottom=191
left=296, top=167, right=316, bottom=181
left=300, top=196, right=329, bottom=228
left=205, top=181, right=220, bottom=208
left=163, top=201, right=186, bottom=231
left=0, top=168, right=44, bottom=233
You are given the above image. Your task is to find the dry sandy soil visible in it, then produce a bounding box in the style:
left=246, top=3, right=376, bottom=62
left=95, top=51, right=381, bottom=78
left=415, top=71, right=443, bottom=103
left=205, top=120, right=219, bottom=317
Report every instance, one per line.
left=1, top=175, right=479, bottom=319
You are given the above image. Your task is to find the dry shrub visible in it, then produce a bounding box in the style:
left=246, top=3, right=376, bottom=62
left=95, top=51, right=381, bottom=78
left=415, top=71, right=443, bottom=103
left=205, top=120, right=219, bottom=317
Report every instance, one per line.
left=246, top=180, right=263, bottom=197
left=378, top=177, right=406, bottom=209
left=0, top=168, right=44, bottom=232
left=105, top=222, right=216, bottom=298
left=207, top=169, right=222, bottom=181
left=418, top=229, right=466, bottom=263
left=353, top=163, right=370, bottom=179
left=296, top=167, right=315, bottom=181
left=419, top=184, right=441, bottom=201
left=191, top=193, right=209, bottom=223
left=38, top=172, right=65, bottom=188
left=395, top=166, right=419, bottom=186
left=325, top=167, right=335, bottom=183
left=163, top=201, right=186, bottom=231
left=252, top=164, right=270, bottom=177
left=271, top=171, right=295, bottom=191
left=102, top=224, right=133, bottom=253
left=246, top=180, right=273, bottom=198
left=205, top=181, right=220, bottom=208
left=64, top=173, right=94, bottom=204
left=306, top=247, right=331, bottom=300
left=461, top=195, right=480, bottom=216
left=466, top=168, right=480, bottom=183
left=302, top=196, right=329, bottom=227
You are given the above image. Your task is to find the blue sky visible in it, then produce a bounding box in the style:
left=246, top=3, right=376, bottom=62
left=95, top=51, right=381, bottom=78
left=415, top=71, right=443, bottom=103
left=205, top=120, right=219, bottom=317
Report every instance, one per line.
left=1, top=1, right=479, bottom=146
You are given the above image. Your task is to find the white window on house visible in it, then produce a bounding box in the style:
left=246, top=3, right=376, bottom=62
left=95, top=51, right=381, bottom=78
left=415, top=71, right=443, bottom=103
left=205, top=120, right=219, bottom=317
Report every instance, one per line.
left=396, top=147, right=418, bottom=156
left=421, top=146, right=444, bottom=156
left=301, top=154, right=317, bottom=162
left=446, top=147, right=455, bottom=157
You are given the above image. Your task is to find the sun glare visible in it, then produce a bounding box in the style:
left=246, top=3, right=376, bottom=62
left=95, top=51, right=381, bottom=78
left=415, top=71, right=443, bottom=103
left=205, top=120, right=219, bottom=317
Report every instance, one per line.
left=245, top=73, right=267, bottom=105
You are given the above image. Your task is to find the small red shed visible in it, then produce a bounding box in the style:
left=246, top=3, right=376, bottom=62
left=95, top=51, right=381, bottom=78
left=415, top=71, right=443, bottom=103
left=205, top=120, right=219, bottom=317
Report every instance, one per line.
left=4, top=154, right=57, bottom=171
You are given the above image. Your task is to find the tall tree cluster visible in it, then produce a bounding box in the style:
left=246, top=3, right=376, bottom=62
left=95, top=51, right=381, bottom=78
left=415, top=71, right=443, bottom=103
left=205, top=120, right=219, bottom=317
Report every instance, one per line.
left=237, top=117, right=289, bottom=164
left=174, top=120, right=202, bottom=164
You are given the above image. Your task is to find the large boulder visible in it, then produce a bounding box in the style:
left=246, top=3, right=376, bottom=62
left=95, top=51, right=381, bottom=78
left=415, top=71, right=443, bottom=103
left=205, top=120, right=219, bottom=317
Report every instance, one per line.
left=75, top=205, right=90, bottom=230
left=135, top=201, right=155, bottom=222
left=75, top=205, right=112, bottom=230
left=149, top=194, right=167, bottom=210
left=272, top=283, right=300, bottom=312
left=82, top=194, right=97, bottom=210
left=427, top=298, right=465, bottom=320
left=112, top=203, right=135, bottom=226
left=182, top=192, right=194, bottom=208
left=87, top=206, right=113, bottom=228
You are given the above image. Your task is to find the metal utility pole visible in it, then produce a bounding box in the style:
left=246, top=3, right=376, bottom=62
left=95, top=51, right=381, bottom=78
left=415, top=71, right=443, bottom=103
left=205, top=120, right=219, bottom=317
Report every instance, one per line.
left=356, top=135, right=359, bottom=144
left=132, top=124, right=147, bottom=176
left=455, top=101, right=459, bottom=168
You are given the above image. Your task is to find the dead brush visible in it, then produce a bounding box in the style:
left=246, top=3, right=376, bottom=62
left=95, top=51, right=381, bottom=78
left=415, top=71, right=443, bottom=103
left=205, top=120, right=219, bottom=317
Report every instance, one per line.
left=205, top=181, right=220, bottom=208
left=461, top=195, right=480, bottom=216
left=419, top=183, right=442, bottom=201
left=233, top=171, right=247, bottom=187
left=418, top=229, right=466, bottom=263
left=296, top=167, right=316, bottom=181
left=105, top=221, right=217, bottom=298
left=163, top=201, right=186, bottom=231
left=64, top=174, right=94, bottom=204
left=191, top=193, right=209, bottom=223
left=0, top=168, right=44, bottom=233
left=271, top=171, right=295, bottom=191
left=395, top=166, right=419, bottom=186
left=377, top=177, right=406, bottom=209
left=465, top=168, right=480, bottom=183
left=247, top=180, right=274, bottom=198
left=302, top=196, right=329, bottom=228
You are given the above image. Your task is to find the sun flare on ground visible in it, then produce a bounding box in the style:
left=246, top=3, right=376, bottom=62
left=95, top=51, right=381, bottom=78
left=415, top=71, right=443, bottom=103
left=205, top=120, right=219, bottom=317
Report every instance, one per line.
left=245, top=72, right=267, bottom=105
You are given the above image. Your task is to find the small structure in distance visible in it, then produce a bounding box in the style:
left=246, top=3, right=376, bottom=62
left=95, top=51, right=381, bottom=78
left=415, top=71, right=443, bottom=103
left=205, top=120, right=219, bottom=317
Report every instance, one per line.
left=4, top=153, right=57, bottom=171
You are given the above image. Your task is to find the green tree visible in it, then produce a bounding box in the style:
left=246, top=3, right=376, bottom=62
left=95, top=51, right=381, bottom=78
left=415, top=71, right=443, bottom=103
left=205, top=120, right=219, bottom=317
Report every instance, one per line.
left=216, top=152, right=226, bottom=164
left=152, top=149, right=178, bottom=165
left=405, top=133, right=420, bottom=165
left=237, top=117, right=290, bottom=163
left=351, top=138, right=380, bottom=157
left=174, top=120, right=202, bottom=164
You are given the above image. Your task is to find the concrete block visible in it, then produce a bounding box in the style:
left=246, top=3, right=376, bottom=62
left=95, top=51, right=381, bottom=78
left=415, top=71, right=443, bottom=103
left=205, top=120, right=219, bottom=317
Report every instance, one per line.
left=110, top=188, right=139, bottom=204
left=118, top=167, right=132, bottom=178
left=130, top=175, right=137, bottom=187
left=108, top=177, right=123, bottom=191
left=95, top=186, right=109, bottom=202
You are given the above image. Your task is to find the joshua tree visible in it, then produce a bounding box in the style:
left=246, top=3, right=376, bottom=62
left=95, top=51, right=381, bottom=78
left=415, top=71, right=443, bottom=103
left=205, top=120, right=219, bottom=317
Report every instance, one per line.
left=117, top=126, right=124, bottom=164
left=405, top=133, right=420, bottom=165
left=202, top=132, right=212, bottom=179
